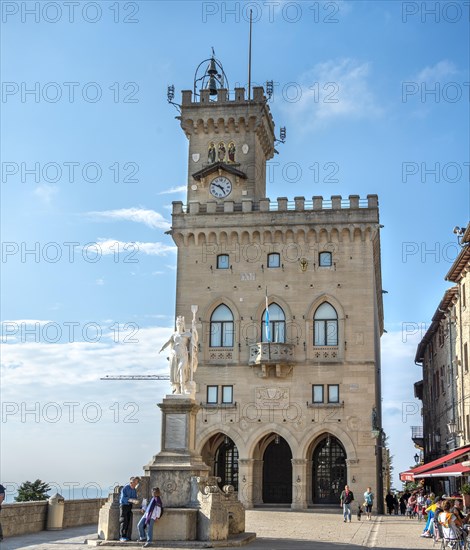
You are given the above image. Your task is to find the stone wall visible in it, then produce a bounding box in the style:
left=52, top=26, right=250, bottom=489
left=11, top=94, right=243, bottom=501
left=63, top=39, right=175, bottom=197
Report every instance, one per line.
left=1, top=501, right=47, bottom=537
left=63, top=498, right=107, bottom=528
left=1, top=498, right=106, bottom=538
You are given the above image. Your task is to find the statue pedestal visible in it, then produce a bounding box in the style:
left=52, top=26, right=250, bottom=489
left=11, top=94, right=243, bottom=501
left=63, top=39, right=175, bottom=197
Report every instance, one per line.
left=144, top=395, right=209, bottom=507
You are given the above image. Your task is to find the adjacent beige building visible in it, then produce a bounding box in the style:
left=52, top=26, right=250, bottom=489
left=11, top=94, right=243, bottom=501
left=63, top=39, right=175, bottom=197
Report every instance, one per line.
left=414, top=224, right=469, bottom=468
left=446, top=226, right=470, bottom=446
left=168, top=81, right=384, bottom=510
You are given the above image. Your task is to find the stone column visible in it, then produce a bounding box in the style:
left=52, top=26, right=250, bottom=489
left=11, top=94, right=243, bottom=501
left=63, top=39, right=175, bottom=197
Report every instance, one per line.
left=237, top=458, right=255, bottom=509
left=144, top=396, right=210, bottom=508
left=291, top=458, right=308, bottom=510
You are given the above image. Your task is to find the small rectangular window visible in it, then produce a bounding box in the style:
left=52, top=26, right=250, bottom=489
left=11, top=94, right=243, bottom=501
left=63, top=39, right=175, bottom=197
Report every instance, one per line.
left=207, top=386, right=218, bottom=404
left=313, top=385, right=324, bottom=403
left=267, top=253, right=280, bottom=268
left=463, top=283, right=466, bottom=308
left=222, top=386, right=233, bottom=404
left=217, top=254, right=229, bottom=269
left=319, top=251, right=332, bottom=267
left=464, top=343, right=468, bottom=373
left=328, top=384, right=339, bottom=403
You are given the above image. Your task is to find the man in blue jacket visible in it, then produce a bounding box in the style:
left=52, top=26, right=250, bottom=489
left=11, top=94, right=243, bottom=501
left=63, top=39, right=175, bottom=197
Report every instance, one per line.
left=119, top=476, right=140, bottom=542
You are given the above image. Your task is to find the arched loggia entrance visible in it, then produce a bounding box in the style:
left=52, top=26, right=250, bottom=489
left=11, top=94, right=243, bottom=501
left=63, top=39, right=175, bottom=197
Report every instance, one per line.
left=312, top=434, right=347, bottom=504
left=201, top=433, right=239, bottom=490
left=262, top=434, right=292, bottom=504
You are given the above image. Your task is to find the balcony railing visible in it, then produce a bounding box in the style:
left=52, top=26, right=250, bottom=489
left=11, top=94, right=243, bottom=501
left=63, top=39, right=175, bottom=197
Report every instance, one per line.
left=248, top=342, right=295, bottom=378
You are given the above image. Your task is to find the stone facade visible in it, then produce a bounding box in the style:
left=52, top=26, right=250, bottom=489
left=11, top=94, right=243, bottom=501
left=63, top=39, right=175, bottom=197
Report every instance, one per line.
left=415, top=224, right=469, bottom=466
left=415, top=288, right=459, bottom=459
left=446, top=225, right=470, bottom=447
left=168, top=86, right=384, bottom=511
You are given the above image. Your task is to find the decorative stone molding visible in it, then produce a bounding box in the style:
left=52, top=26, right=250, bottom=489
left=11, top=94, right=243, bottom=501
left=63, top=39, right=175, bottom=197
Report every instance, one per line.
left=255, top=386, right=289, bottom=409
left=249, top=343, right=294, bottom=378
left=313, top=346, right=339, bottom=360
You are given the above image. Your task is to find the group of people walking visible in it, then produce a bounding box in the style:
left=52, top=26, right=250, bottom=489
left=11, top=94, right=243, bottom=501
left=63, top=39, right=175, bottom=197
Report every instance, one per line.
left=119, top=476, right=163, bottom=546
left=340, top=484, right=374, bottom=522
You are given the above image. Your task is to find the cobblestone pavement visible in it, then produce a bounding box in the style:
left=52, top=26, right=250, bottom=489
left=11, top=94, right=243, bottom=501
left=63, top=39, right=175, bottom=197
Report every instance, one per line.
left=0, top=511, right=439, bottom=550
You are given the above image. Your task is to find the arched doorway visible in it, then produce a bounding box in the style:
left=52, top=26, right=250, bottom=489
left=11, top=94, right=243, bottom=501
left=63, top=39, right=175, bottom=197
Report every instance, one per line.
left=214, top=436, right=239, bottom=490
left=312, top=434, right=346, bottom=504
left=201, top=433, right=239, bottom=491
left=262, top=435, right=292, bottom=504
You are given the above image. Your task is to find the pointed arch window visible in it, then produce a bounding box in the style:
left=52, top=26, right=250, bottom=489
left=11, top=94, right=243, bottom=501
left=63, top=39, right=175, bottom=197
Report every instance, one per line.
left=262, top=303, right=286, bottom=343
left=210, top=304, right=234, bottom=347
left=314, top=302, right=338, bottom=346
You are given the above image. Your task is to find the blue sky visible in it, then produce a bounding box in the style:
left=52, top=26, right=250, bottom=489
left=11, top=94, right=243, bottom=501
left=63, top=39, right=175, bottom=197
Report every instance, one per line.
left=1, top=0, right=469, bottom=500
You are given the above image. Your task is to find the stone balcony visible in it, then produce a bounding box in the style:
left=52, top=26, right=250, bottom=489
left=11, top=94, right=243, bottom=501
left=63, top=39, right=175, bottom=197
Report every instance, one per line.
left=248, top=342, right=295, bottom=378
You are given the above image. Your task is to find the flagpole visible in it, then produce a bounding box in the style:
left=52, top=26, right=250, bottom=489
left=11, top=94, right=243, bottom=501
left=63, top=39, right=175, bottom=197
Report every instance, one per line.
left=265, top=286, right=270, bottom=343
left=248, top=9, right=253, bottom=101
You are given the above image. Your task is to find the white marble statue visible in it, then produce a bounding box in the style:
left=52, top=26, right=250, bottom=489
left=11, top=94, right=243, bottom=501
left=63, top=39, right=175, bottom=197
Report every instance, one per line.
left=160, top=311, right=198, bottom=394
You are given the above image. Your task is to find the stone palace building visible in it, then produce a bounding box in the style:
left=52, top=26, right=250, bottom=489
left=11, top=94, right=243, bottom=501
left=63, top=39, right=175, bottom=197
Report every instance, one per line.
left=166, top=59, right=385, bottom=511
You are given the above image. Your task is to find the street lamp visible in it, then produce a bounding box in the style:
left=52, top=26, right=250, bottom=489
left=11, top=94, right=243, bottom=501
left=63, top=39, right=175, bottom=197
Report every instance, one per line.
left=414, top=453, right=420, bottom=464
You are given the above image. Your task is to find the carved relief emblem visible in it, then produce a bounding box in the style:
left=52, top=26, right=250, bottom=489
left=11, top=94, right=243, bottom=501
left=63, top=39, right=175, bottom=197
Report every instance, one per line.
left=242, top=143, right=249, bottom=154
left=255, top=387, right=289, bottom=409
left=192, top=153, right=200, bottom=163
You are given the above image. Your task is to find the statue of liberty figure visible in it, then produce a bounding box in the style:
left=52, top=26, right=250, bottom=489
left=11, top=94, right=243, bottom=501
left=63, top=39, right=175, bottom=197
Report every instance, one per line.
left=159, top=308, right=199, bottom=394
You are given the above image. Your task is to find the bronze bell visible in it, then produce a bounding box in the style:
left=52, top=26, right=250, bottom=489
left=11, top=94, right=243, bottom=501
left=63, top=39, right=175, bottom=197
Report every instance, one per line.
left=208, top=75, right=218, bottom=96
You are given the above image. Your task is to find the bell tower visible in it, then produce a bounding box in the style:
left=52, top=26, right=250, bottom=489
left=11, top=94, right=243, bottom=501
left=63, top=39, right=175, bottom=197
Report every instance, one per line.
left=178, top=54, right=276, bottom=205
left=168, top=51, right=384, bottom=513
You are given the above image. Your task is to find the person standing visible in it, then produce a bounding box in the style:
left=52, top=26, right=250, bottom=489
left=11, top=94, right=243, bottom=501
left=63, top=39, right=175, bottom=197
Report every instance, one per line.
left=364, top=486, right=374, bottom=520
left=0, top=483, right=5, bottom=542
left=137, top=487, right=163, bottom=547
left=340, top=484, right=354, bottom=522
left=385, top=491, right=395, bottom=515
left=119, top=476, right=140, bottom=542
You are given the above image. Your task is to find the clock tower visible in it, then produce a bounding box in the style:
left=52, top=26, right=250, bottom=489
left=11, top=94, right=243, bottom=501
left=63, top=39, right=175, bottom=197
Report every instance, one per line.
left=168, top=54, right=384, bottom=512
left=179, top=56, right=275, bottom=205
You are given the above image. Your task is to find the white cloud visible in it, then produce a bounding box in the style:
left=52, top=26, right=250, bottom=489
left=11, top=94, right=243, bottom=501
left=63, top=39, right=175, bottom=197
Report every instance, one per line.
left=415, top=60, right=458, bottom=82
left=87, top=208, right=171, bottom=230
left=96, top=278, right=105, bottom=286
left=34, top=184, right=58, bottom=204
left=96, top=239, right=176, bottom=256
left=158, top=185, right=186, bottom=195
left=282, top=58, right=382, bottom=130
left=1, top=326, right=172, bottom=390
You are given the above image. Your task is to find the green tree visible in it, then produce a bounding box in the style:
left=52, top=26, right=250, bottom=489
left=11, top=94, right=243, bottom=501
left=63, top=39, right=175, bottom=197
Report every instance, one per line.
left=15, top=479, right=51, bottom=502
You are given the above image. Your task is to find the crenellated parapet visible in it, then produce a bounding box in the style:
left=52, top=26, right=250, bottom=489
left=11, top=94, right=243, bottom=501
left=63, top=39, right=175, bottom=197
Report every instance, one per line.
left=170, top=195, right=380, bottom=246
left=180, top=86, right=275, bottom=161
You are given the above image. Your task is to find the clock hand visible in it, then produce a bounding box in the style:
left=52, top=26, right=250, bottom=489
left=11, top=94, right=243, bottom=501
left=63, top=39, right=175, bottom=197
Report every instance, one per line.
left=214, top=183, right=225, bottom=191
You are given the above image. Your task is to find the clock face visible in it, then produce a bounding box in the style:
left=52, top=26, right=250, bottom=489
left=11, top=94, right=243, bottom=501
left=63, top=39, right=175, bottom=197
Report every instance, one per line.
left=209, top=176, right=232, bottom=199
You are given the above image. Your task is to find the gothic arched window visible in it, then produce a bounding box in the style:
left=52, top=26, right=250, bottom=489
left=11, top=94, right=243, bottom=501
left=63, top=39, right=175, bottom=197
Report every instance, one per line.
left=314, top=303, right=338, bottom=346
left=210, top=304, right=234, bottom=347
left=261, top=303, right=286, bottom=343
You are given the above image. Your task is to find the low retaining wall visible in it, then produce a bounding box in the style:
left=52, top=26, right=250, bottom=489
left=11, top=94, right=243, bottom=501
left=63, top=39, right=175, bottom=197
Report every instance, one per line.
left=1, top=498, right=107, bottom=538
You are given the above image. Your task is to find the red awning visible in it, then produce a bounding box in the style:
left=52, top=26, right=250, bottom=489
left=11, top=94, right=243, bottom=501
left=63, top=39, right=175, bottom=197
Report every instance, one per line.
left=399, top=445, right=470, bottom=482
left=414, top=463, right=470, bottom=478
left=399, top=470, right=415, bottom=482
